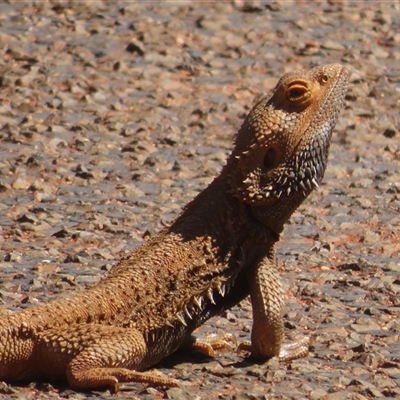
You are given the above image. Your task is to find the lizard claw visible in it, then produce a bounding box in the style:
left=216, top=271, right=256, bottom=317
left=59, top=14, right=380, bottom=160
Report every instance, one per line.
left=236, top=340, right=252, bottom=356
left=185, top=333, right=237, bottom=357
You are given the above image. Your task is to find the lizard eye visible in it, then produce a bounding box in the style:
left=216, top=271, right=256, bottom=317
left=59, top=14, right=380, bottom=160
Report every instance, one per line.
left=289, top=88, right=304, bottom=98
left=263, top=147, right=278, bottom=170
left=285, top=81, right=311, bottom=107
left=321, top=73, right=329, bottom=83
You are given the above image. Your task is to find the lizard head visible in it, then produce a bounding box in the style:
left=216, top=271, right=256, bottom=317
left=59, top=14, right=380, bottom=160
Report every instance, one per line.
left=229, top=63, right=349, bottom=229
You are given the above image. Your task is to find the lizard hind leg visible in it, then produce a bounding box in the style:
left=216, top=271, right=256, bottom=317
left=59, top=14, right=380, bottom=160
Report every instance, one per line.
left=39, top=324, right=180, bottom=392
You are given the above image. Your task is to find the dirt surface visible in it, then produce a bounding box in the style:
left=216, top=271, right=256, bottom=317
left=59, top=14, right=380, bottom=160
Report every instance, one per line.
left=0, top=1, right=399, bottom=399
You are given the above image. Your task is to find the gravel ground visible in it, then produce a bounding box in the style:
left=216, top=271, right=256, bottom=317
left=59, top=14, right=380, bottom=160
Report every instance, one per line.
left=0, top=1, right=399, bottom=399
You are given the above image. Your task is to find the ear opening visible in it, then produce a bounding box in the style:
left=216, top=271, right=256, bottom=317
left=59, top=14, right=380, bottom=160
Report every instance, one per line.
left=263, top=147, right=278, bottom=170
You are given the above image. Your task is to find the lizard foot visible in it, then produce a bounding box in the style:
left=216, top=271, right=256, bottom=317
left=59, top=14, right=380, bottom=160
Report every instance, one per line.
left=68, top=367, right=181, bottom=393
left=237, top=336, right=309, bottom=362
left=278, top=336, right=310, bottom=361
left=183, top=333, right=237, bottom=357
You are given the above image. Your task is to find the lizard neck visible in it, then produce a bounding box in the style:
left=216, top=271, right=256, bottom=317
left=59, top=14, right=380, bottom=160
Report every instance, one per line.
left=171, top=166, right=279, bottom=244
left=224, top=149, right=321, bottom=235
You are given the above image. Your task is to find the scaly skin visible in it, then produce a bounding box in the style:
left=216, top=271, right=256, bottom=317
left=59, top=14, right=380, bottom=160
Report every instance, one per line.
left=0, top=64, right=349, bottom=392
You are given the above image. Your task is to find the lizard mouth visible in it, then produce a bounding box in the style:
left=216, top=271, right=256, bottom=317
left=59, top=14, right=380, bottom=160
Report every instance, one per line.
left=286, top=64, right=350, bottom=195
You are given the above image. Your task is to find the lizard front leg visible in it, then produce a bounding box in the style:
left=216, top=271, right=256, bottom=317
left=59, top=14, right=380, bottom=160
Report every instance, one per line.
left=239, top=253, right=309, bottom=361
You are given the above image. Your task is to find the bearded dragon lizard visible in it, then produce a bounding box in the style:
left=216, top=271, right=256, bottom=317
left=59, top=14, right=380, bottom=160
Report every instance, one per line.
left=0, top=63, right=349, bottom=391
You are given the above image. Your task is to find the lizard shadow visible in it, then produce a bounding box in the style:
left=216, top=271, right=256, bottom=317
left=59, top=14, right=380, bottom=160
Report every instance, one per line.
left=9, top=381, right=101, bottom=398
left=159, top=348, right=271, bottom=371
left=7, top=354, right=270, bottom=396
